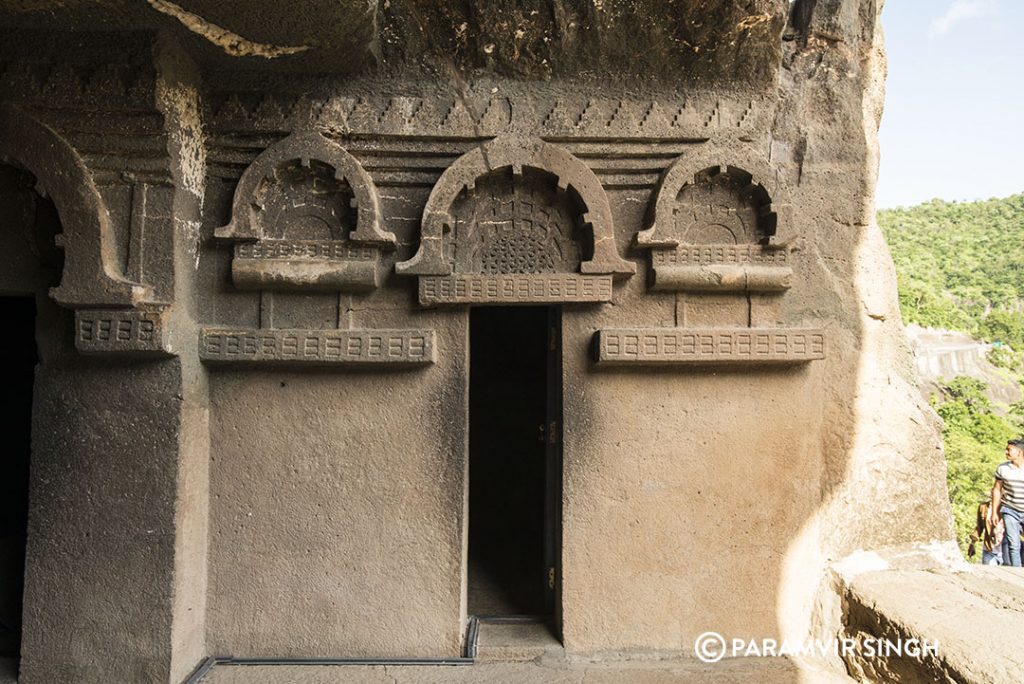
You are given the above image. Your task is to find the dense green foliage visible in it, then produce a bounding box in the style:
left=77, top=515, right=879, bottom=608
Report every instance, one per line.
left=881, top=195, right=1024, bottom=555
left=879, top=195, right=1024, bottom=351
left=933, top=378, right=1020, bottom=552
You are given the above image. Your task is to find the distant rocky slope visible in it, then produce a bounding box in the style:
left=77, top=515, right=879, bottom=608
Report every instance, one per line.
left=906, top=324, right=1022, bottom=411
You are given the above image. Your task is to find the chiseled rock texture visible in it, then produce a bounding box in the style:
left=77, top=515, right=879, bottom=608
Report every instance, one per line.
left=842, top=561, right=1024, bottom=683
left=0, top=1, right=954, bottom=683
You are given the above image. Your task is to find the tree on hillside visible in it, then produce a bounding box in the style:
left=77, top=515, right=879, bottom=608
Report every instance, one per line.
left=882, top=194, right=1024, bottom=557
left=934, top=376, right=1018, bottom=555
left=879, top=194, right=1024, bottom=351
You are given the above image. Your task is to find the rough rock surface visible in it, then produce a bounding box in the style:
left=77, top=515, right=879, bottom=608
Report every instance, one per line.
left=842, top=561, right=1024, bottom=683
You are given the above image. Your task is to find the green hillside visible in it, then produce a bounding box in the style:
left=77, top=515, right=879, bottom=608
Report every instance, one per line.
left=879, top=195, right=1024, bottom=351
left=879, top=194, right=1024, bottom=555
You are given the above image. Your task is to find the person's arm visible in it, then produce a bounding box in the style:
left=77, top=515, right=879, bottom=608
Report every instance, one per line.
left=989, top=479, right=1004, bottom=526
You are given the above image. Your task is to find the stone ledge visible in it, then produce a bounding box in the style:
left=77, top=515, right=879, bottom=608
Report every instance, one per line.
left=841, top=565, right=1024, bottom=683
left=231, top=256, right=380, bottom=292
left=650, top=263, right=793, bottom=292
left=193, top=655, right=855, bottom=683
left=474, top=621, right=562, bottom=663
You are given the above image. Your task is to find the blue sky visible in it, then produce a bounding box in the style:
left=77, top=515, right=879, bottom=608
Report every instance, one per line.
left=877, top=0, right=1024, bottom=208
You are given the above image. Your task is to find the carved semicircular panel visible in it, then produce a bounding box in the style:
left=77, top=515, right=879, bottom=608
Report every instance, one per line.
left=595, top=147, right=824, bottom=369
left=448, top=167, right=584, bottom=277
left=635, top=146, right=793, bottom=293
left=396, top=136, right=634, bottom=306
left=216, top=130, right=393, bottom=293
left=252, top=158, right=354, bottom=241
left=673, top=165, right=773, bottom=245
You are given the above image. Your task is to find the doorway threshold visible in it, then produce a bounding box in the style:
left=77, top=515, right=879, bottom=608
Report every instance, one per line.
left=468, top=616, right=563, bottom=663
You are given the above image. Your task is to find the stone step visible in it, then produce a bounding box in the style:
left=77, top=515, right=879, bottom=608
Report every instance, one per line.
left=200, top=655, right=857, bottom=683
left=474, top=620, right=562, bottom=662
left=0, top=658, right=14, bottom=684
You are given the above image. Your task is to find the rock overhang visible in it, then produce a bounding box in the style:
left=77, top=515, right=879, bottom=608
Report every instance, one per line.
left=0, top=0, right=787, bottom=88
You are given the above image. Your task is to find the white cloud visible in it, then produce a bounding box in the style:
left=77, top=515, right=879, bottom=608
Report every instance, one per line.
left=928, top=0, right=999, bottom=38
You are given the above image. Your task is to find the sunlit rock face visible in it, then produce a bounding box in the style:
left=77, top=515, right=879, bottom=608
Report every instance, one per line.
left=0, top=1, right=953, bottom=682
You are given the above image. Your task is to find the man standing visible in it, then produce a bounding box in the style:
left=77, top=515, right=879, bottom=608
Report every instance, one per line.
left=988, top=439, right=1024, bottom=566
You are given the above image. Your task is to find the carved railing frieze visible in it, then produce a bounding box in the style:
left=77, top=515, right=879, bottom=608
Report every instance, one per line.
left=75, top=309, right=171, bottom=356
left=420, top=274, right=613, bottom=306
left=199, top=328, right=436, bottom=367
left=594, top=328, right=825, bottom=367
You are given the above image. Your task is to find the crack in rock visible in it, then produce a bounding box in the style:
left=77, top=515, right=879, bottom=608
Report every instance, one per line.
left=147, top=0, right=310, bottom=58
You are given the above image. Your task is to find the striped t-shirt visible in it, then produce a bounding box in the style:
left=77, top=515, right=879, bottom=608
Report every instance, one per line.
left=996, top=461, right=1024, bottom=512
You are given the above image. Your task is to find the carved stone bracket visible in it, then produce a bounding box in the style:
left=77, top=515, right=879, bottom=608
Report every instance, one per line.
left=396, top=136, right=633, bottom=306
left=75, top=309, right=171, bottom=356
left=216, top=131, right=393, bottom=293
left=650, top=244, right=792, bottom=292
left=635, top=145, right=794, bottom=294
left=199, top=328, right=436, bottom=367
left=0, top=104, right=176, bottom=356
left=594, top=328, right=825, bottom=366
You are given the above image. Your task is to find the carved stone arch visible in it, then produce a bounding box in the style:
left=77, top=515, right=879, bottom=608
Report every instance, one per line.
left=0, top=104, right=148, bottom=308
left=215, top=130, right=393, bottom=246
left=635, top=144, right=794, bottom=293
left=637, top=145, right=790, bottom=247
left=396, top=136, right=634, bottom=280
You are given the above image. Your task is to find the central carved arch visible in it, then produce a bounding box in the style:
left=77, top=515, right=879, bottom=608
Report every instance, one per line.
left=396, top=137, right=634, bottom=278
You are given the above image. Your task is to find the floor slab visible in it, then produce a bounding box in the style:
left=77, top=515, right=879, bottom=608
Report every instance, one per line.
left=200, top=656, right=855, bottom=683
left=0, top=658, right=15, bottom=684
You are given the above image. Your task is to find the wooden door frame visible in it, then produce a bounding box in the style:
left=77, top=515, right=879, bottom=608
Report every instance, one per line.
left=544, top=306, right=563, bottom=632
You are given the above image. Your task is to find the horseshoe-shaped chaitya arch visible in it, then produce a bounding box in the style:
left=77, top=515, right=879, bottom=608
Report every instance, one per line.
left=634, top=144, right=795, bottom=294
left=636, top=144, right=791, bottom=248
left=395, top=136, right=635, bottom=279
left=215, top=130, right=394, bottom=247
left=0, top=104, right=150, bottom=308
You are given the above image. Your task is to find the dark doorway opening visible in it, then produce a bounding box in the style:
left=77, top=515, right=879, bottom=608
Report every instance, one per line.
left=0, top=298, right=35, bottom=656
left=468, top=306, right=561, bottom=619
